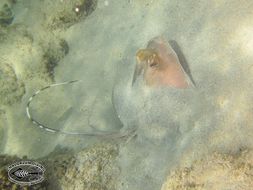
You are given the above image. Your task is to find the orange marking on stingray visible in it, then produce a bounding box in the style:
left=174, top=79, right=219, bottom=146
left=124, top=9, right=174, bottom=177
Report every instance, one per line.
left=133, top=36, right=191, bottom=88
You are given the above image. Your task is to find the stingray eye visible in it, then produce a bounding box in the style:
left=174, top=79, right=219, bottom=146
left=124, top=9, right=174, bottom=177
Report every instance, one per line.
left=149, top=61, right=158, bottom=68
left=148, top=53, right=159, bottom=68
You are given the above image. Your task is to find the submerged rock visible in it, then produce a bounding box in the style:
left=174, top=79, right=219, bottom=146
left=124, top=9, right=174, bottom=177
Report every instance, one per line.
left=162, top=150, right=253, bottom=190
left=44, top=0, right=97, bottom=30
left=0, top=142, right=119, bottom=190
left=0, top=3, right=14, bottom=26
left=0, top=62, right=25, bottom=106
left=44, top=143, right=119, bottom=190
left=42, top=38, right=69, bottom=79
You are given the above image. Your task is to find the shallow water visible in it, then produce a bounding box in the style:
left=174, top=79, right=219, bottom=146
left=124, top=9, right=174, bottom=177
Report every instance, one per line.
left=0, top=0, right=253, bottom=189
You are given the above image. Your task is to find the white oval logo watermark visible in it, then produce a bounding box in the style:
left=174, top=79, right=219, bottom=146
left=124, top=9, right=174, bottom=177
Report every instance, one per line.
left=7, top=161, right=45, bottom=186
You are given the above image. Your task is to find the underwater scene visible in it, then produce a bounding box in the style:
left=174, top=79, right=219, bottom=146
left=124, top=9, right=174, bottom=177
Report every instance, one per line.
left=0, top=0, right=253, bottom=189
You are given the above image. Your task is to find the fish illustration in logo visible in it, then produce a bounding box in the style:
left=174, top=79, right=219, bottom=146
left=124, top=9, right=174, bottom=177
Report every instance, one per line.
left=132, top=36, right=194, bottom=88
left=8, top=161, right=45, bottom=186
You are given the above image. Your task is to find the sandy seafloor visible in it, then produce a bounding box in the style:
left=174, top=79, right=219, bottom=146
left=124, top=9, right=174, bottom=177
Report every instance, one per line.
left=0, top=0, right=253, bottom=189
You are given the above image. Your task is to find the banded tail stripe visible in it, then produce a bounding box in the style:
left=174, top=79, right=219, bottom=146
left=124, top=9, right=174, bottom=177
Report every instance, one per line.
left=26, top=80, right=83, bottom=135
left=26, top=80, right=137, bottom=138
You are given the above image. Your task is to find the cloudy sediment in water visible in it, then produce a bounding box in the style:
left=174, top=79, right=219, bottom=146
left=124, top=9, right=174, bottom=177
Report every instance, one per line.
left=0, top=0, right=253, bottom=189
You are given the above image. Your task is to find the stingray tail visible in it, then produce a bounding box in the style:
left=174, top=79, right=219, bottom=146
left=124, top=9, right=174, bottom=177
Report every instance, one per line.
left=26, top=80, right=136, bottom=139
left=26, top=80, right=81, bottom=134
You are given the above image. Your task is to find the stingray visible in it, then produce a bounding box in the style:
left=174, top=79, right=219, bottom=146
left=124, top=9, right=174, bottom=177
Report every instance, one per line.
left=26, top=36, right=194, bottom=136
left=132, top=36, right=194, bottom=88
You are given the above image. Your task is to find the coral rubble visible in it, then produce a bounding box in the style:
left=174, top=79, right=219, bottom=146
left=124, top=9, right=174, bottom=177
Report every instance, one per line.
left=45, top=143, right=119, bottom=190
left=0, top=3, right=14, bottom=26
left=44, top=0, right=97, bottom=30
left=0, top=142, right=119, bottom=190
left=0, top=62, right=25, bottom=106
left=162, top=150, right=253, bottom=190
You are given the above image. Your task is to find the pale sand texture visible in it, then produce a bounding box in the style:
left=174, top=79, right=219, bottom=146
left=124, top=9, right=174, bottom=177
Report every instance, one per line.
left=0, top=0, right=253, bottom=189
